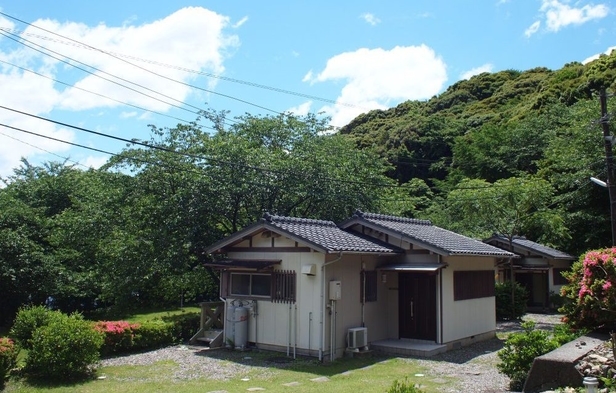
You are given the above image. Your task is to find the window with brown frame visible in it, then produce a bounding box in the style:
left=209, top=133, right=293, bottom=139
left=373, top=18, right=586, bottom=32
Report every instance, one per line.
left=360, top=270, right=377, bottom=303
left=552, top=268, right=569, bottom=286
left=221, top=270, right=296, bottom=303
left=454, top=270, right=495, bottom=301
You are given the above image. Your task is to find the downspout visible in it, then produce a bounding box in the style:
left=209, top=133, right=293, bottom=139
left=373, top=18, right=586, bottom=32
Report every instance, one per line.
left=361, top=259, right=366, bottom=327
left=320, top=252, right=343, bottom=362
left=438, top=255, right=443, bottom=345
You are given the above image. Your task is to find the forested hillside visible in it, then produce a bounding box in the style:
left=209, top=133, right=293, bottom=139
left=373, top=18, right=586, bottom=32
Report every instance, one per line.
left=1, top=51, right=615, bottom=324
left=341, top=50, right=616, bottom=256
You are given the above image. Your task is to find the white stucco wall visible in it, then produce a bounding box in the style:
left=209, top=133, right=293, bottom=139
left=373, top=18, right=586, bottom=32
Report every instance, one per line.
left=225, top=235, right=325, bottom=356
left=440, top=256, right=497, bottom=343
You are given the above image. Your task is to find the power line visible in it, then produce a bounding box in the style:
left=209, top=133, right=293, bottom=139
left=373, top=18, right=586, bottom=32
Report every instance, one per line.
left=0, top=14, right=282, bottom=116
left=0, top=130, right=89, bottom=169
left=0, top=58, right=201, bottom=128
left=0, top=105, right=401, bottom=189
left=0, top=29, right=206, bottom=118
left=0, top=13, right=364, bottom=111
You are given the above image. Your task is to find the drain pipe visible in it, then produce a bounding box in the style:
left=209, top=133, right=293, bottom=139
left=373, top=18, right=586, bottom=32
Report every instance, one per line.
left=330, top=299, right=336, bottom=361
left=287, top=303, right=292, bottom=356
left=294, top=303, right=298, bottom=359
left=252, top=301, right=258, bottom=349
left=320, top=252, right=343, bottom=361
left=308, top=311, right=313, bottom=356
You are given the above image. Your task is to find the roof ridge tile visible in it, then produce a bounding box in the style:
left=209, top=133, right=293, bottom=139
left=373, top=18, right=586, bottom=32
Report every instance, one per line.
left=355, top=209, right=431, bottom=226
left=264, top=212, right=337, bottom=227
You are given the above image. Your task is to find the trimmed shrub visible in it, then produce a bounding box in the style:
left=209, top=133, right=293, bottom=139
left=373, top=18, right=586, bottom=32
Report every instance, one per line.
left=161, top=312, right=200, bottom=342
left=25, top=313, right=103, bottom=380
left=9, top=305, right=64, bottom=349
left=133, top=320, right=175, bottom=350
left=387, top=377, right=425, bottom=393
left=0, top=338, right=18, bottom=388
left=93, top=321, right=141, bottom=355
left=497, top=321, right=559, bottom=390
left=495, top=281, right=528, bottom=320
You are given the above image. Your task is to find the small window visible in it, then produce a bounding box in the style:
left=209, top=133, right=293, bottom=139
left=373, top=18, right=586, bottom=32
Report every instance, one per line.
left=552, top=268, right=569, bottom=286
left=454, top=270, right=495, bottom=301
left=360, top=270, right=377, bottom=303
left=272, top=270, right=296, bottom=303
left=230, top=273, right=271, bottom=297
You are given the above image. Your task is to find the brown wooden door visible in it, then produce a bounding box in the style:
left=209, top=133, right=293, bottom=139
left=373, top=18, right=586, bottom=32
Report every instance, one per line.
left=399, top=272, right=436, bottom=341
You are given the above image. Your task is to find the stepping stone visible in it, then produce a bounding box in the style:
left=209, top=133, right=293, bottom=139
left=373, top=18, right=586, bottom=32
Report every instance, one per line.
left=247, top=388, right=265, bottom=392
left=310, top=376, right=330, bottom=382
left=282, top=382, right=301, bottom=386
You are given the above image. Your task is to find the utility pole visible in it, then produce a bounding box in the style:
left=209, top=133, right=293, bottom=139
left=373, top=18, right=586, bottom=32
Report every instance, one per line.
left=600, top=90, right=616, bottom=246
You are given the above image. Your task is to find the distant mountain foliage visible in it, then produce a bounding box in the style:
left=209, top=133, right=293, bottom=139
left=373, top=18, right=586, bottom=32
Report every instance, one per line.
left=340, top=50, right=616, bottom=255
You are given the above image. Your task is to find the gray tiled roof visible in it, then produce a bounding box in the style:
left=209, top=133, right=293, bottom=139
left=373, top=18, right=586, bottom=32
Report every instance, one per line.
left=485, top=235, right=575, bottom=260
left=342, top=211, right=514, bottom=257
left=263, top=213, right=402, bottom=253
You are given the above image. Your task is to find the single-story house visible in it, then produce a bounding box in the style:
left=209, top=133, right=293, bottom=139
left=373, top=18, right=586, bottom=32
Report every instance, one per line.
left=484, top=235, right=576, bottom=310
left=205, top=210, right=514, bottom=360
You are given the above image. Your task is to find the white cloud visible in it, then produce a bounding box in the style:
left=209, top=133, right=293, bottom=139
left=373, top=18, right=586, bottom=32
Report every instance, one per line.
left=525, top=21, right=541, bottom=37
left=286, top=101, right=312, bottom=117
left=233, top=16, right=249, bottom=29
left=302, top=70, right=314, bottom=83
left=307, top=45, right=447, bottom=127
left=460, top=64, right=494, bottom=80
left=120, top=111, right=138, bottom=119
left=529, top=0, right=609, bottom=36
left=0, top=7, right=238, bottom=177
left=582, top=45, right=616, bottom=64
left=361, top=13, right=381, bottom=26
left=81, top=155, right=109, bottom=169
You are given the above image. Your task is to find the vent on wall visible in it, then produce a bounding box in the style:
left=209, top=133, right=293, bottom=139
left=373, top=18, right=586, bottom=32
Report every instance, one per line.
left=347, top=327, right=368, bottom=351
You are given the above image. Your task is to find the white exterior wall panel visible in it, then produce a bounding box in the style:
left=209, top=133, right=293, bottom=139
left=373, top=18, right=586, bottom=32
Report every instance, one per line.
left=440, top=256, right=497, bottom=344
left=226, top=236, right=325, bottom=355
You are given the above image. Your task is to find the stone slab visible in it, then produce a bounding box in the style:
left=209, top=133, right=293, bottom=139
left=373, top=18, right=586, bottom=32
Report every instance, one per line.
left=523, top=332, right=608, bottom=393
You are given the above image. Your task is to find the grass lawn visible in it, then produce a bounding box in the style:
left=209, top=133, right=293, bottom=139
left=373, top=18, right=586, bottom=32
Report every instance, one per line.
left=4, top=349, right=445, bottom=393
left=2, top=307, right=454, bottom=392
left=90, top=305, right=201, bottom=323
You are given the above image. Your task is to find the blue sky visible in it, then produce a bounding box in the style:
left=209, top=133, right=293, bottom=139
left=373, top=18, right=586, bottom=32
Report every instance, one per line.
left=0, top=0, right=614, bottom=178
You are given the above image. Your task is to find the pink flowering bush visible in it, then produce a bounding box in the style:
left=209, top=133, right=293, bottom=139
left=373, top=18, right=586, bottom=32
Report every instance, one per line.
left=93, top=320, right=141, bottom=354
left=560, top=247, right=616, bottom=330
left=0, top=338, right=18, bottom=388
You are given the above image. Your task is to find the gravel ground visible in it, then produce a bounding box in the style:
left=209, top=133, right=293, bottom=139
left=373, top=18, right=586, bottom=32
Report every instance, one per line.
left=99, top=313, right=564, bottom=392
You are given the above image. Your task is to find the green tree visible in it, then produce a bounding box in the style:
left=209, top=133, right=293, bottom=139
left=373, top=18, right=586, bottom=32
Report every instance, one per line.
left=429, top=177, right=568, bottom=245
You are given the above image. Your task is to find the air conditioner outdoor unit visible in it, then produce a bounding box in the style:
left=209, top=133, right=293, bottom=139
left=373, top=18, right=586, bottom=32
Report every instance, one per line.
left=347, top=327, right=368, bottom=351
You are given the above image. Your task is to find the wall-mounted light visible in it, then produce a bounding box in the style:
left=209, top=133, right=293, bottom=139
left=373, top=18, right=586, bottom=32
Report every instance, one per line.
left=381, top=273, right=387, bottom=283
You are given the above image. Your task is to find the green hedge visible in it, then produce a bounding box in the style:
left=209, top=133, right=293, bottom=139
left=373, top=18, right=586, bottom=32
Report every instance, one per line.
left=95, top=314, right=199, bottom=355
left=25, top=313, right=103, bottom=380
left=495, top=281, right=528, bottom=320
left=9, top=305, right=65, bottom=350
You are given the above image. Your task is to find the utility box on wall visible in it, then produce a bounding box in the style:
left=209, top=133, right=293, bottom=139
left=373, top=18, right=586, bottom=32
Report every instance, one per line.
left=329, top=280, right=342, bottom=300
